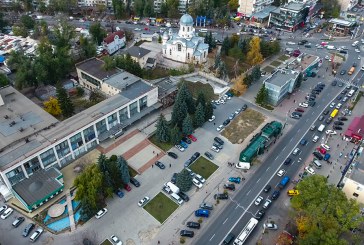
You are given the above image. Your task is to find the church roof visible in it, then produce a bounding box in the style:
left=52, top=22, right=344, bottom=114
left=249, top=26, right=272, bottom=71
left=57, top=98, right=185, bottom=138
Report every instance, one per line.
left=194, top=50, right=202, bottom=56
left=180, top=14, right=194, bottom=26
left=197, top=42, right=209, bottom=50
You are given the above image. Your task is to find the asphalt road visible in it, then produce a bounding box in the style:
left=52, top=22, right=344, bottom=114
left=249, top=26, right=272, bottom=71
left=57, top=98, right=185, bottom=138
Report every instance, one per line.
left=195, top=82, right=347, bottom=244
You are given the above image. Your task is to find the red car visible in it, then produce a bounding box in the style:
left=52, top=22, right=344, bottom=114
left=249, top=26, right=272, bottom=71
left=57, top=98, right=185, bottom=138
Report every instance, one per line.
left=188, top=134, right=197, bottom=142
left=295, top=108, right=305, bottom=113
left=317, top=147, right=326, bottom=154
left=124, top=184, right=132, bottom=192
left=144, top=27, right=149, bottom=30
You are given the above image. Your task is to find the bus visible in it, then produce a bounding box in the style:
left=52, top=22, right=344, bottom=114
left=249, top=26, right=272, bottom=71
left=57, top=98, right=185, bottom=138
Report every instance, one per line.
left=348, top=67, right=355, bottom=75
left=233, top=218, right=259, bottom=245
left=330, top=109, right=339, bottom=118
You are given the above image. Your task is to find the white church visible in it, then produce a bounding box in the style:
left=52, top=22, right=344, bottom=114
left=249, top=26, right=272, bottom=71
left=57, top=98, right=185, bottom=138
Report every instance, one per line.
left=162, top=14, right=209, bottom=64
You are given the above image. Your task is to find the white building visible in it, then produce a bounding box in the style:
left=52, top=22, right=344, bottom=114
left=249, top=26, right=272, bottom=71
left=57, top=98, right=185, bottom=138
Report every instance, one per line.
left=102, top=31, right=126, bottom=55
left=238, top=0, right=274, bottom=16
left=338, top=0, right=358, bottom=11
left=162, top=14, right=209, bottom=64
left=154, top=0, right=190, bottom=14
left=77, top=0, right=113, bottom=7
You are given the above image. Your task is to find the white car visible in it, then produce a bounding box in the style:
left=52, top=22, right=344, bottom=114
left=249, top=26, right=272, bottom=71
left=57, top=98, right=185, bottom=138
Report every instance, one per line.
left=358, top=56, right=361, bottom=60
left=194, top=174, right=206, bottom=184
left=264, top=223, right=278, bottom=230
left=192, top=178, right=203, bottom=188
left=329, top=102, right=336, bottom=108
left=321, top=144, right=330, bottom=150
left=324, top=55, right=330, bottom=60
left=0, top=205, right=7, bottom=215
left=220, top=100, right=225, bottom=104
left=209, top=115, right=216, bottom=122
left=336, top=103, right=342, bottom=109
left=134, top=28, right=141, bottom=31
left=355, top=49, right=361, bottom=53
left=326, top=130, right=337, bottom=135
left=95, top=208, right=108, bottom=219
left=255, top=196, right=264, bottom=205
left=262, top=199, right=272, bottom=209
left=111, top=235, right=123, bottom=245
left=277, top=169, right=286, bottom=177
left=138, top=196, right=150, bottom=207
left=217, top=125, right=224, bottom=132
left=175, top=144, right=185, bottom=152
left=299, top=102, right=308, bottom=108
left=305, top=166, right=316, bottom=175
left=211, top=146, right=220, bottom=153
left=0, top=207, right=13, bottom=219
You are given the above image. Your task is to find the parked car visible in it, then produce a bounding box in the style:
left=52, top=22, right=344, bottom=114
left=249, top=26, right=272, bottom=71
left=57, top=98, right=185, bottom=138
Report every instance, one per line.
left=313, top=151, right=324, bottom=160
left=192, top=178, right=203, bottom=188
left=115, top=189, right=124, bottom=198
left=180, top=141, right=188, bottom=149
left=95, top=208, right=108, bottom=219
left=284, top=158, right=292, bottom=165
left=229, top=177, right=241, bottom=184
left=175, top=144, right=185, bottom=152
left=334, top=121, right=344, bottom=126
left=264, top=185, right=271, bottom=193
left=184, top=159, right=192, bottom=167
left=178, top=192, right=190, bottom=202
left=188, top=134, right=197, bottom=142
left=180, top=230, right=194, bottom=237
left=272, top=190, right=280, bottom=200
left=23, top=223, right=35, bottom=237
left=186, top=221, right=200, bottom=229
left=325, top=130, right=337, bottom=135
left=295, top=108, right=305, bottom=113
left=155, top=161, right=166, bottom=169
left=213, top=142, right=223, bottom=149
left=214, top=137, right=224, bottom=145
left=0, top=205, right=7, bottom=215
left=214, top=193, right=229, bottom=200
left=200, top=203, right=214, bottom=210
left=217, top=125, right=224, bottom=131
left=255, top=209, right=265, bottom=220
left=211, top=145, right=220, bottom=153
left=305, top=166, right=315, bottom=175
left=167, top=152, right=178, bottom=159
left=1, top=207, right=13, bottom=219
left=255, top=196, right=264, bottom=205
left=124, top=184, right=132, bottom=192
left=171, top=173, right=178, bottom=184
left=262, top=199, right=272, bottom=209
left=12, top=216, right=25, bottom=228
left=333, top=126, right=343, bottom=130
left=182, top=137, right=192, bottom=144
left=138, top=196, right=150, bottom=207
left=29, top=227, right=43, bottom=242
left=223, top=183, right=235, bottom=191
left=204, top=151, right=214, bottom=160
left=264, top=223, right=278, bottom=230
left=277, top=169, right=286, bottom=177
left=208, top=115, right=216, bottom=122
left=338, top=117, right=348, bottom=121
left=130, top=177, right=140, bottom=187
left=110, top=235, right=122, bottom=245
left=223, top=233, right=235, bottom=244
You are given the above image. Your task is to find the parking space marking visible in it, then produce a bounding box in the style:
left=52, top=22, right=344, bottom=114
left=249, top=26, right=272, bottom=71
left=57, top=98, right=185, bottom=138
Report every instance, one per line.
left=257, top=178, right=261, bottom=183
left=223, top=218, right=228, bottom=224
left=292, top=161, right=295, bottom=165
left=297, top=129, right=301, bottom=133
left=275, top=156, right=278, bottom=160
left=209, top=234, right=215, bottom=241
left=247, top=190, right=251, bottom=195
left=283, top=146, right=286, bottom=151
left=266, top=167, right=270, bottom=172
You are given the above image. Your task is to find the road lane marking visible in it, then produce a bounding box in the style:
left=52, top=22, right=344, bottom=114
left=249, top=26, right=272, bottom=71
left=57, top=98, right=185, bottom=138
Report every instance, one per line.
left=209, top=234, right=215, bottom=241
left=297, top=129, right=301, bottom=133
left=223, top=218, right=228, bottom=224
left=265, top=167, right=270, bottom=172
left=257, top=178, right=261, bottom=183
left=283, top=146, right=286, bottom=151
left=247, top=190, right=251, bottom=195
left=275, top=156, right=278, bottom=160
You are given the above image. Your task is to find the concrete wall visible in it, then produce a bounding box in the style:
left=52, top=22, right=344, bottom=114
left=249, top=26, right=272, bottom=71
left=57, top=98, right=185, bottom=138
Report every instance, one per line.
left=342, top=178, right=364, bottom=204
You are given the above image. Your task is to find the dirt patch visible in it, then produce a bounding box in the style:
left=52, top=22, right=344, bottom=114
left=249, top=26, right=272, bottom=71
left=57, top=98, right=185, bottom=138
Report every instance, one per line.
left=138, top=225, right=160, bottom=243
left=222, top=109, right=266, bottom=144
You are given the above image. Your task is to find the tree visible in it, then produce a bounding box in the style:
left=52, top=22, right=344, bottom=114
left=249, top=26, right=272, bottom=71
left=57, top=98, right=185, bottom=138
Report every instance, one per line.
left=228, top=45, right=243, bottom=60
left=89, top=22, right=107, bottom=45
left=251, top=66, right=261, bottom=82
left=0, top=74, right=9, bottom=87
left=217, top=61, right=227, bottom=79
left=204, top=102, right=214, bottom=121
left=116, top=156, right=130, bottom=184
left=214, top=52, right=221, bottom=69
left=112, top=0, right=126, bottom=19
left=143, top=0, right=155, bottom=17
left=221, top=36, right=230, bottom=56
left=158, top=35, right=162, bottom=43
left=0, top=13, right=8, bottom=32
left=291, top=175, right=363, bottom=244
left=228, top=0, right=239, bottom=11
left=56, top=83, right=74, bottom=118
left=166, top=0, right=180, bottom=18
left=79, top=36, right=97, bottom=59
left=246, top=36, right=263, bottom=65
left=295, top=72, right=303, bottom=89
left=255, top=83, right=268, bottom=105
left=43, top=97, right=62, bottom=116
left=175, top=169, right=193, bottom=192
left=194, top=103, right=205, bottom=128
left=115, top=54, right=143, bottom=77
left=231, top=74, right=248, bottom=96
left=196, top=92, right=206, bottom=108
left=74, top=164, right=105, bottom=221
left=155, top=114, right=170, bottom=142
left=178, top=82, right=195, bottom=114
left=12, top=26, right=28, bottom=37
left=102, top=56, right=116, bottom=71
left=182, top=114, right=194, bottom=135
left=20, top=15, right=35, bottom=30
left=170, top=125, right=182, bottom=144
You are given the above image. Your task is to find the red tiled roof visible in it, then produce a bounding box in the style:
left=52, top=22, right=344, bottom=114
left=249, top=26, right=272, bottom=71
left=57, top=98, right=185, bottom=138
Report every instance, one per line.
left=103, top=31, right=125, bottom=44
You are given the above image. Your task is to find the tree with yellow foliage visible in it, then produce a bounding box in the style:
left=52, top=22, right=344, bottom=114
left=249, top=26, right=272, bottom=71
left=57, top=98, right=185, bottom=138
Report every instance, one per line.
left=246, top=36, right=264, bottom=66
left=231, top=74, right=248, bottom=96
left=43, top=97, right=61, bottom=117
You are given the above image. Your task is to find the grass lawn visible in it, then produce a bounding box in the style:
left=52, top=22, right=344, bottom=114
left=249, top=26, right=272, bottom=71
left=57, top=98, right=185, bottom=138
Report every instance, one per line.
left=144, top=192, right=179, bottom=223
left=149, top=134, right=173, bottom=152
left=263, top=66, right=275, bottom=73
left=270, top=60, right=282, bottom=67
left=143, top=67, right=171, bottom=80
left=222, top=108, right=266, bottom=144
left=184, top=80, right=217, bottom=101
left=278, top=55, right=290, bottom=61
left=100, top=239, right=113, bottom=245
left=189, top=157, right=218, bottom=180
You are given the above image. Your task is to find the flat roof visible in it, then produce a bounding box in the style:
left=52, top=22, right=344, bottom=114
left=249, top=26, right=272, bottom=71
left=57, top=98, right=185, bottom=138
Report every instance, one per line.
left=75, top=57, right=119, bottom=80
left=13, top=168, right=63, bottom=207
left=120, top=80, right=154, bottom=100
left=347, top=158, right=364, bottom=184
left=150, top=77, right=179, bottom=99
left=329, top=18, right=354, bottom=27
left=281, top=2, right=305, bottom=12
left=252, top=6, right=278, bottom=19
left=264, top=70, right=298, bottom=87
left=0, top=86, right=58, bottom=151
left=104, top=70, right=142, bottom=91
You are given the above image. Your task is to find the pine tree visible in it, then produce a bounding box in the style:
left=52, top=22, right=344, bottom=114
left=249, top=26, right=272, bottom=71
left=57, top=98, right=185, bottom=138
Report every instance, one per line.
left=251, top=66, right=262, bottom=82
left=179, top=82, right=195, bottom=114
left=171, top=99, right=188, bottom=129
left=175, top=168, right=193, bottom=192
left=182, top=114, right=194, bottom=135
left=256, top=83, right=268, bottom=105
left=155, top=114, right=170, bottom=142
left=205, top=102, right=214, bottom=121
left=170, top=125, right=182, bottom=144
left=221, top=36, right=230, bottom=56
left=295, top=72, right=303, bottom=89
left=214, top=52, right=221, bottom=69
left=194, top=103, right=205, bottom=128
left=116, top=156, right=130, bottom=184
left=196, top=92, right=206, bottom=108
left=56, top=83, right=74, bottom=118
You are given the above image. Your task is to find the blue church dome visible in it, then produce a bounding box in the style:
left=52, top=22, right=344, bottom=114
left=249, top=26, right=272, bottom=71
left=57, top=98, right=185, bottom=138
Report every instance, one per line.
left=180, top=14, right=194, bottom=26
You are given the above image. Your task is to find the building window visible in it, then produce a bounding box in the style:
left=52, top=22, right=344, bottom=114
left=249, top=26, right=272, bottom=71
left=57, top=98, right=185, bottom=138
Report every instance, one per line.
left=40, top=148, right=57, bottom=168
left=119, top=107, right=128, bottom=121
left=139, top=96, right=147, bottom=111
left=129, top=101, right=138, bottom=116
left=178, top=44, right=181, bottom=51
left=81, top=72, right=101, bottom=87
left=83, top=126, right=96, bottom=143
left=183, top=27, right=185, bottom=32
left=6, top=167, right=25, bottom=186
left=204, top=51, right=206, bottom=58
left=170, top=49, right=172, bottom=55
left=96, top=119, right=107, bottom=135
left=24, top=157, right=41, bottom=175
left=187, top=27, right=189, bottom=32
left=70, top=133, right=84, bottom=151
left=353, top=193, right=359, bottom=197
left=55, top=140, right=71, bottom=158
left=164, top=50, right=166, bottom=54
left=187, top=53, right=190, bottom=59
left=108, top=113, right=118, bottom=126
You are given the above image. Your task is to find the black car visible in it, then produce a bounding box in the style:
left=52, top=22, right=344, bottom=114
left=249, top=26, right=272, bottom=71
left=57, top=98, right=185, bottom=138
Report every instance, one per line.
left=213, top=142, right=223, bottom=150
left=223, top=119, right=231, bottom=126
left=334, top=126, right=343, bottom=130
left=338, top=82, right=344, bottom=87
left=323, top=109, right=329, bottom=115
left=292, top=111, right=302, bottom=117
left=23, top=223, right=35, bottom=237
left=312, top=90, right=320, bottom=95
left=264, top=184, right=271, bottom=193
left=284, top=158, right=292, bottom=165
left=272, top=190, right=280, bottom=200
left=307, top=97, right=315, bottom=102
left=180, top=230, right=194, bottom=237
left=331, top=81, right=337, bottom=86
left=214, top=193, right=229, bottom=200
left=353, top=62, right=357, bottom=67
left=155, top=161, right=165, bottom=169
left=334, top=121, right=344, bottom=125
left=204, top=151, right=214, bottom=160
left=12, top=216, right=25, bottom=228
left=308, top=101, right=316, bottom=107
left=184, top=159, right=192, bottom=167
left=337, top=95, right=342, bottom=100
left=255, top=209, right=265, bottom=220
left=167, top=152, right=178, bottom=159
left=171, top=173, right=178, bottom=184
left=178, top=192, right=189, bottom=202
left=325, top=117, right=333, bottom=124
left=130, top=177, right=141, bottom=187
left=186, top=221, right=200, bottom=229
left=242, top=104, right=248, bottom=110
left=341, top=89, right=348, bottom=94
left=338, top=117, right=348, bottom=121
left=223, top=233, right=235, bottom=244
left=182, top=137, right=192, bottom=144
left=340, top=70, right=346, bottom=75
left=313, top=151, right=323, bottom=160
left=214, top=137, right=224, bottom=145
left=223, top=183, right=236, bottom=191
left=193, top=152, right=200, bottom=159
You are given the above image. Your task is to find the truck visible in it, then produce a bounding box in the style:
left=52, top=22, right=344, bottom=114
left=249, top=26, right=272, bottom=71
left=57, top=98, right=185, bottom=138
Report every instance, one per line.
left=278, top=176, right=290, bottom=189
left=165, top=182, right=180, bottom=194
left=317, top=124, right=325, bottom=132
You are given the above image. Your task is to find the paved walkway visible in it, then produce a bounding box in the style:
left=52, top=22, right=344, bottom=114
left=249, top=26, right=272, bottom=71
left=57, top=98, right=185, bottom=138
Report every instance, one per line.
left=65, top=189, right=76, bottom=232
left=97, top=129, right=140, bottom=154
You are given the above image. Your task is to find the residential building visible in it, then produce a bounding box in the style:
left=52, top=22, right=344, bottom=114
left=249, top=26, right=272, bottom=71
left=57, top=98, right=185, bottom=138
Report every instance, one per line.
left=238, top=0, right=274, bottom=17
left=102, top=31, right=126, bottom=55
left=338, top=0, right=358, bottom=11
left=327, top=18, right=355, bottom=37
left=77, top=0, right=113, bottom=7
left=0, top=59, right=161, bottom=211
left=154, top=0, right=190, bottom=14
left=263, top=69, right=299, bottom=106
left=122, top=46, right=153, bottom=68
left=162, top=14, right=209, bottom=64
left=268, top=2, right=312, bottom=32
left=342, top=157, right=364, bottom=205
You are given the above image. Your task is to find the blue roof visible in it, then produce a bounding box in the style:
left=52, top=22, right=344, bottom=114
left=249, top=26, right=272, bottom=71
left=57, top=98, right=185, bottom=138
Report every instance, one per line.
left=180, top=14, right=194, bottom=26
left=0, top=56, right=5, bottom=63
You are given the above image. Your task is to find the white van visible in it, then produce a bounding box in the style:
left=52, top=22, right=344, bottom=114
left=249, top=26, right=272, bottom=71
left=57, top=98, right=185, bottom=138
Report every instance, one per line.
left=352, top=41, right=359, bottom=47
left=348, top=89, right=355, bottom=97
left=171, top=193, right=183, bottom=205
left=313, top=160, right=322, bottom=169
left=318, top=124, right=325, bottom=132
left=312, top=135, right=319, bottom=143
